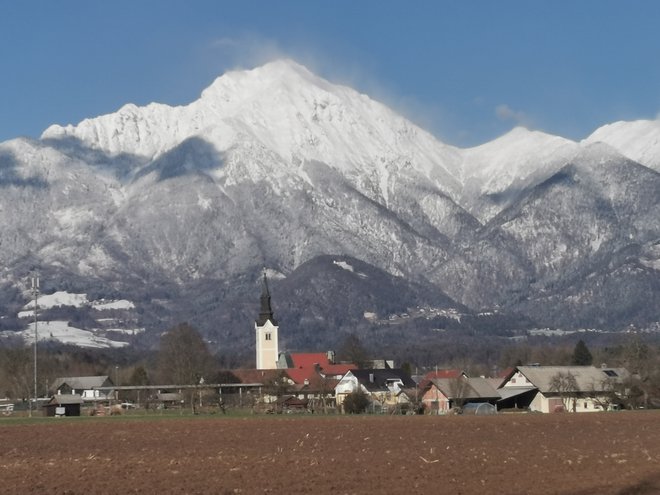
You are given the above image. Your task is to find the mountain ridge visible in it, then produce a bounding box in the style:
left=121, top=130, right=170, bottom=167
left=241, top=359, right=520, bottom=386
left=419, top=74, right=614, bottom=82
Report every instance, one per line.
left=1, top=59, right=658, bottom=355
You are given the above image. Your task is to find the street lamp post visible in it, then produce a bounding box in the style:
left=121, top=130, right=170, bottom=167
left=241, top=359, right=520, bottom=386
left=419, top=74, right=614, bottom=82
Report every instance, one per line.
left=30, top=274, right=39, bottom=418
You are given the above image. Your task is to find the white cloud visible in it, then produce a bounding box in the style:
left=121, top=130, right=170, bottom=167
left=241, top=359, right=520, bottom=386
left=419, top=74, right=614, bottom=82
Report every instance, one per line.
left=208, top=33, right=288, bottom=71
left=495, top=104, right=528, bottom=125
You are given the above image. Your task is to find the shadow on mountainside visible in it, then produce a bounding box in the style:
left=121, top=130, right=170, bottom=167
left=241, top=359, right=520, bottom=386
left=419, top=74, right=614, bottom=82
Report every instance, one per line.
left=0, top=148, right=48, bottom=188
left=132, top=136, right=225, bottom=182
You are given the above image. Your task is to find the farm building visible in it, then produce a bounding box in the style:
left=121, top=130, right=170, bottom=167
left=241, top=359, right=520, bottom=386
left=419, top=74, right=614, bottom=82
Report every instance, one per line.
left=499, top=365, right=630, bottom=413
left=43, top=394, right=83, bottom=417
left=420, top=375, right=500, bottom=414
left=51, top=375, right=115, bottom=404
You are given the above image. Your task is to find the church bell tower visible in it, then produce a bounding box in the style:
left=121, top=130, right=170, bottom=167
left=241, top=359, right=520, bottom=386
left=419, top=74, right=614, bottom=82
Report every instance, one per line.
left=255, top=270, right=279, bottom=370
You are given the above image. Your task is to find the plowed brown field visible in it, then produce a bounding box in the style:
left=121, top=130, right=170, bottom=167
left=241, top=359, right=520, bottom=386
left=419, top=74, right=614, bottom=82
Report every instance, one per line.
left=1, top=412, right=659, bottom=494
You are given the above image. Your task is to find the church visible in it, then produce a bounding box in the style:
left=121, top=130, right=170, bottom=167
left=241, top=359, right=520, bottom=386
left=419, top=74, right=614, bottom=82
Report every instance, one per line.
left=245, top=271, right=418, bottom=414
left=253, top=270, right=354, bottom=379
left=254, top=271, right=279, bottom=370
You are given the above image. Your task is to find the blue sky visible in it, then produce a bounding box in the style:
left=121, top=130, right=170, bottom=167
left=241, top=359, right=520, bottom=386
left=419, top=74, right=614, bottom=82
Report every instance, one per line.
left=2, top=1, right=659, bottom=147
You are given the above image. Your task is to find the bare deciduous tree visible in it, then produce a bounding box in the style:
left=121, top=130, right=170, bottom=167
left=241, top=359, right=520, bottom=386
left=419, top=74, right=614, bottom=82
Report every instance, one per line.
left=157, top=323, right=216, bottom=412
left=549, top=371, right=578, bottom=412
left=449, top=375, right=470, bottom=409
left=0, top=347, right=32, bottom=401
left=589, top=376, right=619, bottom=411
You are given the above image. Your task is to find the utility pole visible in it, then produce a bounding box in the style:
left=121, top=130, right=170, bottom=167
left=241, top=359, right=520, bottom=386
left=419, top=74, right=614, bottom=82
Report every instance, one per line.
left=30, top=273, right=39, bottom=418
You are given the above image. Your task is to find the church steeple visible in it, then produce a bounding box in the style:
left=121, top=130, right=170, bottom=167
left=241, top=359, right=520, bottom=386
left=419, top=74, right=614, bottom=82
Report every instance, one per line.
left=256, top=270, right=277, bottom=326
left=254, top=269, right=279, bottom=370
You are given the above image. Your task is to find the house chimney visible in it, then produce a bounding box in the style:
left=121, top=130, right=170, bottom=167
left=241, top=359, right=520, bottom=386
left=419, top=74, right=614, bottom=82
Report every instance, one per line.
left=327, top=350, right=335, bottom=364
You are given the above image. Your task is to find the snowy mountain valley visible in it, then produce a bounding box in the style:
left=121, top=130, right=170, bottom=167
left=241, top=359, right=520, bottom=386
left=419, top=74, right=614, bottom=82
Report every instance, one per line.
left=0, top=60, right=658, bottom=361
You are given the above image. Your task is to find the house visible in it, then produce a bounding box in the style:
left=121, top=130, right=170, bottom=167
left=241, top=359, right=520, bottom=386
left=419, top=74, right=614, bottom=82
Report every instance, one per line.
left=275, top=351, right=357, bottom=410
left=335, top=369, right=417, bottom=413
left=417, top=369, right=465, bottom=391
left=499, top=365, right=630, bottom=413
left=43, top=394, right=83, bottom=417
left=51, top=376, right=115, bottom=403
left=420, top=375, right=500, bottom=414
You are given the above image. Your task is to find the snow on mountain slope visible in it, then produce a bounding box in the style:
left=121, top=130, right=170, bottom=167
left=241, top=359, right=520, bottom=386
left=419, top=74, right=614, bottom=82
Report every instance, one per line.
left=0, top=138, right=122, bottom=274
left=461, top=127, right=579, bottom=221
left=584, top=119, right=660, bottom=172
left=0, top=59, right=656, bottom=344
left=6, top=321, right=129, bottom=348
left=488, top=143, right=660, bottom=284
left=42, top=59, right=463, bottom=204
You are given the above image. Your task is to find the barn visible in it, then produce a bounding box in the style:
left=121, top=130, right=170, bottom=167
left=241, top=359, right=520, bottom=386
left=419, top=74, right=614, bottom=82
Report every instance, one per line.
left=43, top=394, right=83, bottom=417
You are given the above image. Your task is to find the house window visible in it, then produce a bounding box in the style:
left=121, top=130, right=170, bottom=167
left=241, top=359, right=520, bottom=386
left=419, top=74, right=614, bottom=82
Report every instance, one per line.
left=584, top=402, right=588, bottom=409
left=265, top=333, right=271, bottom=341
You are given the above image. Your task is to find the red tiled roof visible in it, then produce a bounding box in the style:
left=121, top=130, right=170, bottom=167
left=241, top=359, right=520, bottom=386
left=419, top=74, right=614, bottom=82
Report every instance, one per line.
left=498, top=367, right=515, bottom=378
left=424, top=369, right=463, bottom=380
left=322, top=363, right=357, bottom=376
left=290, top=353, right=330, bottom=368
left=285, top=368, right=316, bottom=384
left=289, top=353, right=356, bottom=377
left=418, top=369, right=464, bottom=390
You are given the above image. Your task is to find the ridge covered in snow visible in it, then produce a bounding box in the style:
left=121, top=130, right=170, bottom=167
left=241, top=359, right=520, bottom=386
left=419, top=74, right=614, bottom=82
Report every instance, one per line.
left=40, top=59, right=659, bottom=217
left=43, top=59, right=463, bottom=202
left=0, top=59, right=657, bottom=351
left=584, top=119, right=660, bottom=172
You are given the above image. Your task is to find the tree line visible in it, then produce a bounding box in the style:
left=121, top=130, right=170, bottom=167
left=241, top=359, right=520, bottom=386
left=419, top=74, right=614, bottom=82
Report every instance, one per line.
left=2, top=323, right=659, bottom=409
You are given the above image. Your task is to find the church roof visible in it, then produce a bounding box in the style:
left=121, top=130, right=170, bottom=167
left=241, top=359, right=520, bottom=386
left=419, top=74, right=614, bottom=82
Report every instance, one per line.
left=255, top=271, right=278, bottom=326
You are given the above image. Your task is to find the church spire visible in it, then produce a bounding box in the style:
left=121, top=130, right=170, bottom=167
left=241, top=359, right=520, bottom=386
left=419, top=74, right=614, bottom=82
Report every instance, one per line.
left=256, top=269, right=277, bottom=326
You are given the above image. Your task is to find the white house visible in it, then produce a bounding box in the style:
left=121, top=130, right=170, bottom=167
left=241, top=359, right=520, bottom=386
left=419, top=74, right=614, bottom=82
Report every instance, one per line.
left=335, top=369, right=416, bottom=413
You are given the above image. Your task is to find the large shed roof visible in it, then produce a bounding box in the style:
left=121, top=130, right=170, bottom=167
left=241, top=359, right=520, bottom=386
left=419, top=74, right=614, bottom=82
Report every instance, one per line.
left=51, top=376, right=112, bottom=391
left=429, top=377, right=500, bottom=400
left=515, top=366, right=629, bottom=394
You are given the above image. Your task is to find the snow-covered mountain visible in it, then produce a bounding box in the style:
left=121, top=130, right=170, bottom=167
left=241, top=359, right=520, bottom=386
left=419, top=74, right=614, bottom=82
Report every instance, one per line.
left=43, top=60, right=463, bottom=203
left=1, top=59, right=658, bottom=354
left=584, top=119, right=660, bottom=173
left=461, top=127, right=579, bottom=221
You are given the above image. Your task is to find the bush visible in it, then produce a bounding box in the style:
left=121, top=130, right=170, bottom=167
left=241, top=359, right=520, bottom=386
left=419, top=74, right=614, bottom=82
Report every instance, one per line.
left=343, top=390, right=369, bottom=414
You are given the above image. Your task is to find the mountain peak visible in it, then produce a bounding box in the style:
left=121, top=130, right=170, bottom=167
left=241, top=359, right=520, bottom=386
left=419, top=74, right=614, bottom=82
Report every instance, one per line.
left=461, top=126, right=578, bottom=198
left=199, top=59, right=331, bottom=104
left=584, top=119, right=660, bottom=172
left=40, top=59, right=463, bottom=195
